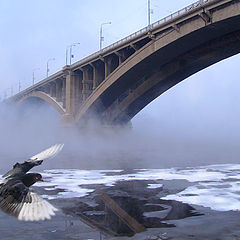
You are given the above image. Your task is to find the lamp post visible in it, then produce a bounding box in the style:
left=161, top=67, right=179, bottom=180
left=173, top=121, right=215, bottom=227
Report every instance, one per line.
left=148, top=0, right=151, bottom=26
left=70, top=42, right=80, bottom=65
left=147, top=0, right=154, bottom=26
left=18, top=81, right=21, bottom=92
left=100, top=22, right=111, bottom=50
left=46, top=58, right=55, bottom=77
left=66, top=43, right=80, bottom=65
left=32, top=68, right=40, bottom=85
left=65, top=47, right=69, bottom=65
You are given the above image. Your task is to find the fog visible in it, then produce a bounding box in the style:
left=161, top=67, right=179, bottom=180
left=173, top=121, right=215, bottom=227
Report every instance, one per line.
left=1, top=59, right=240, bottom=175
left=0, top=0, right=240, bottom=175
left=0, top=100, right=156, bottom=173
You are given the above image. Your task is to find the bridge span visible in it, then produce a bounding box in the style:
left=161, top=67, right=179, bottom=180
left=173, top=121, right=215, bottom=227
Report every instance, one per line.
left=8, top=0, right=240, bottom=126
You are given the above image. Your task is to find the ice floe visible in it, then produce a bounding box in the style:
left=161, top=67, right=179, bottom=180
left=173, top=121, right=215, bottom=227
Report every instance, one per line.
left=2, top=163, right=240, bottom=211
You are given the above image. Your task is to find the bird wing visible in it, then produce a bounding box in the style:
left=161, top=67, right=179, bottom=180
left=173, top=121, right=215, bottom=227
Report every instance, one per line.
left=3, top=143, right=64, bottom=179
left=27, top=143, right=64, bottom=163
left=17, top=191, right=58, bottom=221
left=2, top=163, right=29, bottom=179
left=0, top=179, right=58, bottom=221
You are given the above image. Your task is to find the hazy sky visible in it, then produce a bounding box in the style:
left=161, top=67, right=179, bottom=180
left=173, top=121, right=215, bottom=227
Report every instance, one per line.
left=0, top=0, right=240, bottom=168
left=0, top=0, right=196, bottom=93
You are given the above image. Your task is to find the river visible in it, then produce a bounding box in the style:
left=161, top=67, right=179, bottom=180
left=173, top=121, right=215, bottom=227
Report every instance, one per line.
left=1, top=163, right=240, bottom=239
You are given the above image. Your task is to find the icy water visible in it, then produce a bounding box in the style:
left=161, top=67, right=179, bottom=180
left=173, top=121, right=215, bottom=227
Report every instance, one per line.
left=36, top=163, right=240, bottom=212
left=1, top=163, right=240, bottom=240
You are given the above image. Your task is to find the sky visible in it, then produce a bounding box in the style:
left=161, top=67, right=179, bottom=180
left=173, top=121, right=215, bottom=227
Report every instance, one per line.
left=0, top=0, right=240, bottom=169
left=0, top=0, right=195, bottom=95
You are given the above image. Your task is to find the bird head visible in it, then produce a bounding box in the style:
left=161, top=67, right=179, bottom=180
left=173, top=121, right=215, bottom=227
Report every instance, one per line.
left=22, top=173, right=43, bottom=187
left=34, top=173, right=43, bottom=182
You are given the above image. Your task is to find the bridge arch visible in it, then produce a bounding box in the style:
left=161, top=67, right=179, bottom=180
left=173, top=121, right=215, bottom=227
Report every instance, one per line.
left=76, top=6, right=240, bottom=125
left=18, top=91, right=66, bottom=115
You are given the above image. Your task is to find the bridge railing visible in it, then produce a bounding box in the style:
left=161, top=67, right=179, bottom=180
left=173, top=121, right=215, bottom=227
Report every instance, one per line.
left=72, top=0, right=213, bottom=68
left=6, top=0, right=214, bottom=101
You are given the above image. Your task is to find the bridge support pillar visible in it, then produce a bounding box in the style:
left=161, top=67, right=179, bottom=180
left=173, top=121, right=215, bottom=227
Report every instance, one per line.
left=56, top=80, right=62, bottom=102
left=104, top=57, right=111, bottom=78
left=115, top=51, right=125, bottom=64
left=62, top=66, right=76, bottom=122
left=62, top=78, right=66, bottom=108
left=50, top=82, right=56, bottom=98
left=61, top=113, right=75, bottom=126
left=82, top=67, right=93, bottom=101
left=104, top=55, right=119, bottom=78
left=74, top=71, right=83, bottom=111
left=92, top=61, right=105, bottom=90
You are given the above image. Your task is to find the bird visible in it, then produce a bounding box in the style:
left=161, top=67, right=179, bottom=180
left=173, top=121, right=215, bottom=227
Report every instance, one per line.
left=0, top=143, right=64, bottom=221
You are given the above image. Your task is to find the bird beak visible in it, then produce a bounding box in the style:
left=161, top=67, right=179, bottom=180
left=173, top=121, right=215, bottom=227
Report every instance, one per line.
left=40, top=179, right=44, bottom=182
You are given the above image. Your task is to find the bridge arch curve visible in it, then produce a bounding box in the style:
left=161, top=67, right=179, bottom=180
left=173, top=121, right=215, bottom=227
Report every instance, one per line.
left=76, top=10, right=240, bottom=125
left=18, top=91, right=66, bottom=115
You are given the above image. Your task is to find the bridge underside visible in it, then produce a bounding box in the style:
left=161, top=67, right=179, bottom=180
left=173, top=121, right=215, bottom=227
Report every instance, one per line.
left=19, top=91, right=65, bottom=115
left=12, top=0, right=240, bottom=127
left=112, top=29, right=240, bottom=124
left=78, top=14, right=240, bottom=126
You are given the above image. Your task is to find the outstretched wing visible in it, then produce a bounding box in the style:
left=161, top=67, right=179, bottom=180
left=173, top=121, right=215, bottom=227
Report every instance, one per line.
left=3, top=143, right=64, bottom=178
left=2, top=162, right=37, bottom=179
left=18, top=192, right=58, bottom=221
left=0, top=179, right=58, bottom=221
left=27, top=143, right=64, bottom=163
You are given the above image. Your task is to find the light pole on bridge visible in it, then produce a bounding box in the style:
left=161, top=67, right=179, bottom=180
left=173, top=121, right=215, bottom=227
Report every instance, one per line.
left=65, top=43, right=80, bottom=65
left=32, top=68, right=40, bottom=85
left=18, top=81, right=21, bottom=92
left=147, top=0, right=153, bottom=26
left=46, top=58, right=55, bottom=78
left=100, top=22, right=111, bottom=50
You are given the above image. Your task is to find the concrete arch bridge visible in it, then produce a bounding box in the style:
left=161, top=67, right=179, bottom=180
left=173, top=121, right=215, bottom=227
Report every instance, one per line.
left=9, top=0, right=240, bottom=126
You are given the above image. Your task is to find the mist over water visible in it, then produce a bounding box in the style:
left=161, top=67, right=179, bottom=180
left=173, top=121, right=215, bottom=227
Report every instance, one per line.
left=1, top=93, right=240, bottom=175
left=0, top=100, right=61, bottom=172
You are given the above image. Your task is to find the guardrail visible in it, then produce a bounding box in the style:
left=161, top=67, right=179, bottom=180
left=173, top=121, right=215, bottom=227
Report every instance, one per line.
left=6, top=0, right=214, bottom=101
left=72, top=0, right=213, bottom=68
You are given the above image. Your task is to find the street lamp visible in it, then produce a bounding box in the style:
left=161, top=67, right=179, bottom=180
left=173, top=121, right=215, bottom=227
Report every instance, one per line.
left=147, top=0, right=154, bottom=26
left=46, top=58, right=55, bottom=77
left=32, top=68, right=40, bottom=85
left=100, top=22, right=111, bottom=50
left=18, top=81, right=21, bottom=92
left=66, top=42, right=80, bottom=65
left=70, top=43, right=80, bottom=65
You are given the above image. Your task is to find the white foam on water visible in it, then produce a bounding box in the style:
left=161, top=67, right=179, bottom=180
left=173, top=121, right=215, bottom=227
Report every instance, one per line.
left=163, top=185, right=240, bottom=211
left=36, top=164, right=239, bottom=212
left=1, top=164, right=240, bottom=211
left=147, top=184, right=163, bottom=189
left=133, top=168, right=227, bottom=182
left=162, top=164, right=240, bottom=211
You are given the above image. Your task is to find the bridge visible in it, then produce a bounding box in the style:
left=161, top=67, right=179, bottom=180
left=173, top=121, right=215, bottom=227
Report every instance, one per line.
left=7, top=0, right=240, bottom=126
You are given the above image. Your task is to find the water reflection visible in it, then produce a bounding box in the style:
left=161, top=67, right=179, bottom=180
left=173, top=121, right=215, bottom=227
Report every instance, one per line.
left=62, top=180, right=202, bottom=237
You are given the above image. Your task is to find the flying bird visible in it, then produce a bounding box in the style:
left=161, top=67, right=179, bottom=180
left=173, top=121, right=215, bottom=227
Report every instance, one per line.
left=0, top=143, right=64, bottom=221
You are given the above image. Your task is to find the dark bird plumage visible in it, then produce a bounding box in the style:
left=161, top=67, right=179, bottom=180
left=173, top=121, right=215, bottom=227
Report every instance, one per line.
left=0, top=144, right=64, bottom=221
